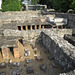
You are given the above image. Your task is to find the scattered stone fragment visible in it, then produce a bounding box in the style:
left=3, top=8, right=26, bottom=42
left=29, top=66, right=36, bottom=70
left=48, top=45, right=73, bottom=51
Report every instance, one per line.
left=16, top=62, right=20, bottom=67
left=52, top=63, right=58, bottom=68
left=24, top=49, right=29, bottom=52
left=26, top=67, right=34, bottom=74
left=19, top=68, right=24, bottom=73
left=8, top=63, right=12, bottom=69
left=13, top=62, right=20, bottom=67
left=0, top=62, right=6, bottom=68
left=36, top=56, right=43, bottom=61
left=9, top=59, right=12, bottom=64
left=24, top=50, right=31, bottom=56
left=13, top=69, right=20, bottom=75
left=25, top=59, right=32, bottom=64
left=40, top=64, right=47, bottom=72
left=24, top=64, right=27, bottom=67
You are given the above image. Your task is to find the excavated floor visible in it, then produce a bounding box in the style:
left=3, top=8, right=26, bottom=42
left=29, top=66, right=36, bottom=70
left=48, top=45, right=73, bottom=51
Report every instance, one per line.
left=0, top=42, right=61, bottom=75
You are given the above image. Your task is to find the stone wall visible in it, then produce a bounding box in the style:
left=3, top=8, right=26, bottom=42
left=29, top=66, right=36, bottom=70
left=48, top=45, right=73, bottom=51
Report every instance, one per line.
left=55, top=13, right=75, bottom=28
left=0, top=11, right=42, bottom=25
left=0, top=11, right=75, bottom=28
left=3, top=29, right=72, bottom=39
left=41, top=30, right=75, bottom=73
left=2, top=47, right=9, bottom=59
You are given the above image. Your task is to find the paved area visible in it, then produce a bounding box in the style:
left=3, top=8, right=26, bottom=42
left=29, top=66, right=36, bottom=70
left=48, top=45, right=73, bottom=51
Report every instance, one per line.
left=0, top=42, right=61, bottom=75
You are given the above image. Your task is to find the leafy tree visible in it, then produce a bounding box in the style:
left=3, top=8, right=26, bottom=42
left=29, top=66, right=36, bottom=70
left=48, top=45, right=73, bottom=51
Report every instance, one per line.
left=32, top=0, right=39, bottom=5
left=2, top=0, right=21, bottom=11
left=72, top=0, right=75, bottom=13
left=21, top=0, right=24, bottom=2
left=39, top=0, right=73, bottom=13
left=52, top=0, right=72, bottom=12
left=39, top=0, right=53, bottom=8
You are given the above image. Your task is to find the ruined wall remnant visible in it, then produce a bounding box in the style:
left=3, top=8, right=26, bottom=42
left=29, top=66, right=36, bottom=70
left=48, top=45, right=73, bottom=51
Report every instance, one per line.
left=0, top=11, right=42, bottom=25
left=1, top=47, right=9, bottom=59
left=41, top=30, right=75, bottom=72
left=55, top=13, right=75, bottom=28
left=0, top=11, right=75, bottom=28
left=3, top=29, right=72, bottom=41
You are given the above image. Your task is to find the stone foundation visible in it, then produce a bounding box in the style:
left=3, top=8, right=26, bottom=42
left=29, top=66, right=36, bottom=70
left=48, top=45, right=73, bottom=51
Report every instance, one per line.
left=41, top=30, right=75, bottom=73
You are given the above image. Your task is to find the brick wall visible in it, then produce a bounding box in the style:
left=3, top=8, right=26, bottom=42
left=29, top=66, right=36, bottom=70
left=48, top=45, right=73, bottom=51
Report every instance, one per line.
left=2, top=48, right=9, bottom=59
left=13, top=47, right=19, bottom=58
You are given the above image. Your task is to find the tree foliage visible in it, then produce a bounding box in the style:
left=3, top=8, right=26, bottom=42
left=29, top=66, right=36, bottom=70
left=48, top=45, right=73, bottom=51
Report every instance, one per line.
left=52, top=0, right=72, bottom=12
left=2, top=0, right=21, bottom=11
left=39, top=0, right=74, bottom=13
left=72, top=0, right=75, bottom=13
left=32, top=0, right=39, bottom=5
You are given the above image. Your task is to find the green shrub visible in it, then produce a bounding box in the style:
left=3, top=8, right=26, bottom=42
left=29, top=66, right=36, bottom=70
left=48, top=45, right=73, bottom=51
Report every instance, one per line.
left=2, top=0, right=21, bottom=11
left=52, top=0, right=72, bottom=12
left=72, top=0, right=75, bottom=13
left=32, top=0, right=39, bottom=5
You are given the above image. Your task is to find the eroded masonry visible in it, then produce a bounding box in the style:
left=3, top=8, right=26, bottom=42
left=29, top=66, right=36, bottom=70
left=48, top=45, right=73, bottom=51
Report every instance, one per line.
left=0, top=11, right=75, bottom=75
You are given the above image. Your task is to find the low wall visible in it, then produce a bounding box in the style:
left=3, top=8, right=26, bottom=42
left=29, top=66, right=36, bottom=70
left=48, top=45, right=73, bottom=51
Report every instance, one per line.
left=2, top=29, right=72, bottom=46
left=42, top=30, right=75, bottom=73
left=0, top=11, right=42, bottom=25
left=55, top=13, right=75, bottom=28
left=3, top=29, right=72, bottom=38
left=0, top=11, right=75, bottom=28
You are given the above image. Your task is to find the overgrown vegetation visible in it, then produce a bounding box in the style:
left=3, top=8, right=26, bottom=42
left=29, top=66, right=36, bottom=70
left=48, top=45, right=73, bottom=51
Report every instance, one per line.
left=72, top=0, right=75, bottom=13
left=2, top=0, right=21, bottom=12
left=1, top=0, right=75, bottom=13
left=39, top=0, right=75, bottom=13
left=32, top=0, right=39, bottom=5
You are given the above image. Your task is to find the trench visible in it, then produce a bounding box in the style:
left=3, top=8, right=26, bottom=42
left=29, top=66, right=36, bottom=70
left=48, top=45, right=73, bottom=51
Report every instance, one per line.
left=0, top=40, right=62, bottom=75
left=0, top=29, right=74, bottom=75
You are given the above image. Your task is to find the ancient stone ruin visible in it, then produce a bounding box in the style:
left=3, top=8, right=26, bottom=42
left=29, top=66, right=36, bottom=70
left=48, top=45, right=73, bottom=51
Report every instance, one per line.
left=0, top=11, right=75, bottom=75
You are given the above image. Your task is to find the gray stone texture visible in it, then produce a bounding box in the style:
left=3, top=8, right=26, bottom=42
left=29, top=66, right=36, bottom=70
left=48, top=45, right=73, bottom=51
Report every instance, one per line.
left=3, top=29, right=72, bottom=38
left=41, top=29, right=75, bottom=73
left=0, top=11, right=75, bottom=28
left=55, top=13, right=75, bottom=28
left=0, top=11, right=43, bottom=25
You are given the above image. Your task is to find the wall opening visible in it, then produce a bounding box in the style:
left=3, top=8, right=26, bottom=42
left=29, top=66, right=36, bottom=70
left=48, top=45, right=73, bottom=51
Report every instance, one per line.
left=9, top=47, right=14, bottom=57
left=44, top=25, right=47, bottom=28
left=18, top=26, right=21, bottom=30
left=63, top=25, right=66, bottom=28
left=41, top=25, right=43, bottom=28
left=19, top=39, right=23, bottom=45
left=37, top=25, right=39, bottom=29
left=41, top=25, right=45, bottom=28
left=47, top=25, right=52, bottom=28
left=59, top=26, right=61, bottom=29
left=23, top=26, right=26, bottom=30
left=28, top=26, right=30, bottom=30
left=0, top=48, right=2, bottom=56
left=32, top=25, right=35, bottom=30
left=54, top=26, right=57, bottom=28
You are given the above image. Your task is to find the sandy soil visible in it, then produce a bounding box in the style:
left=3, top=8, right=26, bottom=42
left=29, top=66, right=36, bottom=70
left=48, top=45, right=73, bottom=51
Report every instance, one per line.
left=0, top=42, right=61, bottom=75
